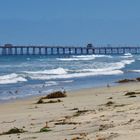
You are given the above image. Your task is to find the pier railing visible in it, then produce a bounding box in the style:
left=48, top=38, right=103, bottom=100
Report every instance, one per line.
left=0, top=46, right=140, bottom=55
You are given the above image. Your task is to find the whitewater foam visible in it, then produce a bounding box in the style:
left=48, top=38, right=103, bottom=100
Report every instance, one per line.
left=0, top=73, right=27, bottom=84
left=128, top=70, right=140, bottom=73
left=57, top=54, right=112, bottom=61
left=29, top=70, right=123, bottom=80
left=24, top=67, right=67, bottom=75
left=45, top=81, right=58, bottom=86
left=25, top=58, right=134, bottom=81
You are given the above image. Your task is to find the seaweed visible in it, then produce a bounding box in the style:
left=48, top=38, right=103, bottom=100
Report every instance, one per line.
left=36, top=99, right=62, bottom=104
left=117, top=79, right=136, bottom=83
left=125, top=91, right=140, bottom=96
left=0, top=127, right=26, bottom=135
left=42, top=91, right=67, bottom=99
left=73, top=110, right=89, bottom=117
left=39, top=128, right=51, bottom=133
left=105, top=101, right=115, bottom=106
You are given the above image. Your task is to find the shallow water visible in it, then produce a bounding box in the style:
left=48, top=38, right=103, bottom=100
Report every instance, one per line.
left=0, top=53, right=140, bottom=100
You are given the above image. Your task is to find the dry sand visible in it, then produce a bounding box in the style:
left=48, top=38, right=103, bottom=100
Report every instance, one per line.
left=0, top=83, right=140, bottom=140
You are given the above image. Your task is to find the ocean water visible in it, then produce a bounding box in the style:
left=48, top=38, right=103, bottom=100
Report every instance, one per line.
left=0, top=53, right=140, bottom=101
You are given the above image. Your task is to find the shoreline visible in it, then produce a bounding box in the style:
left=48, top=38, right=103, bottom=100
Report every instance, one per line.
left=0, top=82, right=140, bottom=139
left=0, top=83, right=114, bottom=104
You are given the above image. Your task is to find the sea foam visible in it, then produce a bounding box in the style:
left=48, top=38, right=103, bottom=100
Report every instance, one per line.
left=0, top=73, right=27, bottom=84
left=57, top=54, right=112, bottom=61
left=24, top=67, right=67, bottom=75
left=25, top=58, right=134, bottom=80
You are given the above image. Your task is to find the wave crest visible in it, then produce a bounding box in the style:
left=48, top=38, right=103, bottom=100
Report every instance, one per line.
left=57, top=54, right=112, bottom=61
left=0, top=73, right=27, bottom=84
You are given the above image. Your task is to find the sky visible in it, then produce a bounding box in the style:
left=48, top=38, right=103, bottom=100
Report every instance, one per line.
left=0, top=0, right=140, bottom=46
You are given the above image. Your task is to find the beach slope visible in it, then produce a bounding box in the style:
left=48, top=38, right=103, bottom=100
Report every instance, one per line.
left=0, top=83, right=140, bottom=140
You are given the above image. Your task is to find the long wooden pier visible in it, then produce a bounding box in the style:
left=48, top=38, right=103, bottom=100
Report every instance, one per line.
left=0, top=45, right=140, bottom=55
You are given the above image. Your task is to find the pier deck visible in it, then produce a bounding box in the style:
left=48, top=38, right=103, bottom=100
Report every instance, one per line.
left=0, top=46, right=140, bottom=55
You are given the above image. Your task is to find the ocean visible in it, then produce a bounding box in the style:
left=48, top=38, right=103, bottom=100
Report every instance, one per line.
left=0, top=53, right=139, bottom=101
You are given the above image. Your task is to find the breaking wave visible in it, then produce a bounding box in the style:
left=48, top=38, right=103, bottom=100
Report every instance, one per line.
left=57, top=54, right=112, bottom=61
left=24, top=67, right=67, bottom=75
left=0, top=58, right=134, bottom=84
left=0, top=73, right=27, bottom=84
left=120, top=53, right=133, bottom=58
left=29, top=70, right=123, bottom=80
left=22, top=59, right=134, bottom=80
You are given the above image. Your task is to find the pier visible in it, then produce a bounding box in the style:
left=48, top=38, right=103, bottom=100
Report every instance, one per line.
left=0, top=44, right=140, bottom=55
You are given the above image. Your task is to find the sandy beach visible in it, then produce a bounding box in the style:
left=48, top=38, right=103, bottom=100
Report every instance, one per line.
left=0, top=83, right=140, bottom=140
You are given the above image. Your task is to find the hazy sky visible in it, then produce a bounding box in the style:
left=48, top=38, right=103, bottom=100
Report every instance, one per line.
left=0, top=0, right=140, bottom=46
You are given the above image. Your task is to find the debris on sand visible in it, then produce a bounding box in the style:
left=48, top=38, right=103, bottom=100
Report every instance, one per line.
left=136, top=77, right=140, bottom=81
left=47, top=99, right=62, bottom=103
left=36, top=98, right=44, bottom=104
left=39, top=128, right=51, bottom=133
left=99, top=124, right=114, bottom=131
left=39, top=91, right=67, bottom=100
left=105, top=101, right=115, bottom=106
left=129, top=95, right=137, bottom=98
left=39, top=122, right=51, bottom=133
left=36, top=98, right=62, bottom=104
left=55, top=121, right=80, bottom=125
left=124, top=91, right=140, bottom=96
left=117, top=79, right=136, bottom=83
left=0, top=127, right=26, bottom=135
left=73, top=110, right=90, bottom=117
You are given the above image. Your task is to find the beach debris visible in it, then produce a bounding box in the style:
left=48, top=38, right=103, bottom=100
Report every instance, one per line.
left=69, top=108, right=79, bottom=111
left=129, top=95, right=137, bottom=98
left=44, top=122, right=49, bottom=128
left=36, top=98, right=62, bottom=104
left=37, top=98, right=44, bottom=104
left=136, top=77, right=140, bottom=81
left=39, top=122, right=51, bottom=133
left=1, top=120, right=16, bottom=124
left=117, top=77, right=140, bottom=83
left=122, top=118, right=135, bottom=125
left=71, top=137, right=83, bottom=140
left=0, top=127, right=26, bottom=135
left=40, top=122, right=51, bottom=132
left=96, top=138, right=106, bottom=140
left=73, top=109, right=90, bottom=117
left=125, top=92, right=136, bottom=96
left=47, top=99, right=62, bottom=103
left=128, top=118, right=135, bottom=123
left=99, top=124, right=114, bottom=131
left=96, top=132, right=119, bottom=140
left=124, top=91, right=140, bottom=96
left=39, top=128, right=51, bottom=133
left=107, top=97, right=113, bottom=99
left=114, top=104, right=126, bottom=107
left=20, top=137, right=37, bottom=140
left=117, top=79, right=136, bottom=83
left=55, top=121, right=80, bottom=125
left=70, top=133, right=88, bottom=140
left=42, top=90, right=67, bottom=99
left=105, top=101, right=115, bottom=106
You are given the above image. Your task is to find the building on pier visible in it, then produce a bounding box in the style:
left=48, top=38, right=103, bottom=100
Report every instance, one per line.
left=4, top=44, right=13, bottom=47
left=87, top=43, right=93, bottom=48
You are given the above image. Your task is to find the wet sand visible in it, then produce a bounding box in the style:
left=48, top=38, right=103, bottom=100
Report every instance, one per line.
left=0, top=82, right=140, bottom=140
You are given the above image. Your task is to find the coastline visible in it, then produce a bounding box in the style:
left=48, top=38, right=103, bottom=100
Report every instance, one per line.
left=0, top=83, right=140, bottom=139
